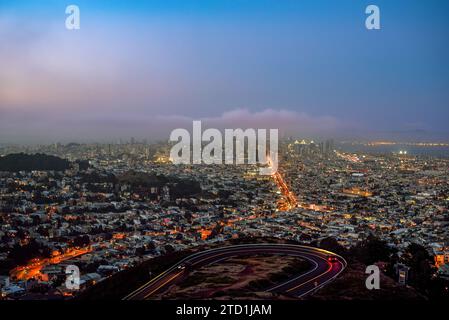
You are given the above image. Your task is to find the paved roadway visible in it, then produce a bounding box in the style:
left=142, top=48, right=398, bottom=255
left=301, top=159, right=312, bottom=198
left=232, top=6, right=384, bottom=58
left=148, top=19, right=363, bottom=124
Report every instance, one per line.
left=123, top=243, right=347, bottom=300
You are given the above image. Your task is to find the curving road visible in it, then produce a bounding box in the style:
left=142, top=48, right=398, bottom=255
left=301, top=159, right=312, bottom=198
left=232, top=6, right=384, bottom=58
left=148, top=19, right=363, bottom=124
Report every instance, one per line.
left=123, top=244, right=347, bottom=300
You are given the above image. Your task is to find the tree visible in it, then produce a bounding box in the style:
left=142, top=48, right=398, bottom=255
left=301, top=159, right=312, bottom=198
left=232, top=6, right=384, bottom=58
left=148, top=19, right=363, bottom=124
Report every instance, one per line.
left=401, top=243, right=436, bottom=293
left=319, top=237, right=346, bottom=255
left=8, top=239, right=50, bottom=265
left=73, top=235, right=90, bottom=247
left=164, top=244, right=175, bottom=254
left=350, top=235, right=395, bottom=265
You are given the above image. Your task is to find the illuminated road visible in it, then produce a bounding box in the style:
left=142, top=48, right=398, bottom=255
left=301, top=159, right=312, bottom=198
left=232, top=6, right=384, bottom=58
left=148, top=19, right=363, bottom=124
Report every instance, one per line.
left=273, top=170, right=336, bottom=213
left=10, top=247, right=92, bottom=281
left=273, top=171, right=298, bottom=210
left=123, top=244, right=346, bottom=300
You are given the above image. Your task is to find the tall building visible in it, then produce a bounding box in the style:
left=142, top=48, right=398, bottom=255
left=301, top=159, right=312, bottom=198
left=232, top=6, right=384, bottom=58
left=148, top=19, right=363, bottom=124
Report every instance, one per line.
left=324, top=139, right=334, bottom=155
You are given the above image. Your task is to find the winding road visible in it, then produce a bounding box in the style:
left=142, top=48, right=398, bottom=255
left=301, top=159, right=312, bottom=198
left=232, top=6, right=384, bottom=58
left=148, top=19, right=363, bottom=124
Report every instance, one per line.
left=123, top=244, right=347, bottom=300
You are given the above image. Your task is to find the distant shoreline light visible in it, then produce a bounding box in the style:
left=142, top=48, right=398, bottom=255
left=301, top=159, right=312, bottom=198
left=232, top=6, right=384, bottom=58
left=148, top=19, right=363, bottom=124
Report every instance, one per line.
left=340, top=141, right=449, bottom=147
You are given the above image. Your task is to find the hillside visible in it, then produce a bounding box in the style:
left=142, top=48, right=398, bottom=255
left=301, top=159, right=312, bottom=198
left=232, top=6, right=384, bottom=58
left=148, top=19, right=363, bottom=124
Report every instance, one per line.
left=309, top=262, right=424, bottom=300
left=77, top=238, right=423, bottom=300
left=0, top=153, right=70, bottom=172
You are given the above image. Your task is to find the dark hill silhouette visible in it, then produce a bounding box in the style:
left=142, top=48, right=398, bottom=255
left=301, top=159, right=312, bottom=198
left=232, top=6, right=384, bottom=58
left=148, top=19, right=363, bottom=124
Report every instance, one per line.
left=0, top=153, right=70, bottom=172
left=117, top=170, right=201, bottom=197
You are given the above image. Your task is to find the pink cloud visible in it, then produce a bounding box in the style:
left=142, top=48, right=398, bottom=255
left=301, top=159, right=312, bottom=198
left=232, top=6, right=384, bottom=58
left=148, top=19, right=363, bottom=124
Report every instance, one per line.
left=0, top=108, right=342, bottom=144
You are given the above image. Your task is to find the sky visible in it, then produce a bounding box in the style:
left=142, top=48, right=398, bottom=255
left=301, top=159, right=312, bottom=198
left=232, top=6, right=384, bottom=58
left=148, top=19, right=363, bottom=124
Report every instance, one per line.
left=0, top=0, right=448, bottom=144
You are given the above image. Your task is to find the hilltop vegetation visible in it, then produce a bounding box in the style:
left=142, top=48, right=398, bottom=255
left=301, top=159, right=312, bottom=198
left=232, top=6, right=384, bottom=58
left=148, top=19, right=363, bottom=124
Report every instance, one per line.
left=117, top=170, right=168, bottom=187
left=117, top=170, right=202, bottom=198
left=0, top=153, right=70, bottom=172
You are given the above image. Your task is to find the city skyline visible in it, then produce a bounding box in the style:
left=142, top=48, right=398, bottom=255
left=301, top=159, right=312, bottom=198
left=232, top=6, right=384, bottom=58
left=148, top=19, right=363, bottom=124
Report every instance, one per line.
left=1, top=139, right=448, bottom=301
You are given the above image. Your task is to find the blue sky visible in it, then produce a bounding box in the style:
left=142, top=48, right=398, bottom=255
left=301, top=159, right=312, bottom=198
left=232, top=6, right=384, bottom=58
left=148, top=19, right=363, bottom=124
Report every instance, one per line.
left=1, top=0, right=448, bottom=143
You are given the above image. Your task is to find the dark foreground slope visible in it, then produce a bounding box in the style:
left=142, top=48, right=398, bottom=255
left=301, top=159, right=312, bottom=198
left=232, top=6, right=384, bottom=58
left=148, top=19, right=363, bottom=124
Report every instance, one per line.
left=78, top=238, right=422, bottom=300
